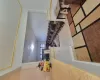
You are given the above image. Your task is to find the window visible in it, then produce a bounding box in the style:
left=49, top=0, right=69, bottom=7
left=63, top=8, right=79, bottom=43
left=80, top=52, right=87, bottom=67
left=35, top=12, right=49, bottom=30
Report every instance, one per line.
left=40, top=44, right=45, bottom=59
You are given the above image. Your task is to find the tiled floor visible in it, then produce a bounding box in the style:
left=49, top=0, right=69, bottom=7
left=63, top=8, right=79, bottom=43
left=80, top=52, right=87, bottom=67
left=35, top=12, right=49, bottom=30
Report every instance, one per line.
left=0, top=67, right=51, bottom=80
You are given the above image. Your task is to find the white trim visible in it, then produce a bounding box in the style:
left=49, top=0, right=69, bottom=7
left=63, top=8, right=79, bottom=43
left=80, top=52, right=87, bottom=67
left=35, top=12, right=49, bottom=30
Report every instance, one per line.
left=48, top=19, right=66, bottom=21
left=69, top=46, right=75, bottom=61
left=73, top=60, right=100, bottom=66
left=28, top=9, right=47, bottom=13
left=21, top=62, right=39, bottom=69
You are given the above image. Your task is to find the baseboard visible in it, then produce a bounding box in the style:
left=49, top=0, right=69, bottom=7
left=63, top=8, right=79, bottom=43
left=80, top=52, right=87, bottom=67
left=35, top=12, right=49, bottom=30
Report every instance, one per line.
left=0, top=67, right=21, bottom=79
left=21, top=62, right=39, bottom=69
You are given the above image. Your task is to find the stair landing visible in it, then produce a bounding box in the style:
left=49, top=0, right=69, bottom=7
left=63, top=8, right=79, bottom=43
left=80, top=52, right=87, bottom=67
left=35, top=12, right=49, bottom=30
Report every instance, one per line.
left=0, top=64, right=51, bottom=80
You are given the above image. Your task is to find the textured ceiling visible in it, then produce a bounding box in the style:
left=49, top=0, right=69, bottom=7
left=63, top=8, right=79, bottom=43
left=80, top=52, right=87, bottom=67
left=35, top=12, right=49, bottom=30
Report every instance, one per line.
left=27, top=12, right=48, bottom=41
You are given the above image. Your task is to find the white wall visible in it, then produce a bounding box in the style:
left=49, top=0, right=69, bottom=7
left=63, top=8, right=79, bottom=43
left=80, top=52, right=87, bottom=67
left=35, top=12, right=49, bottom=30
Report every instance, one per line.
left=54, top=19, right=100, bottom=76
left=22, top=15, right=38, bottom=63
left=53, top=19, right=74, bottom=64
left=20, top=0, right=50, bottom=12
left=0, top=0, right=20, bottom=70
left=0, top=8, right=28, bottom=76
left=13, top=9, right=28, bottom=68
left=59, top=20, right=73, bottom=47
left=54, top=47, right=73, bottom=64
left=48, top=0, right=58, bottom=20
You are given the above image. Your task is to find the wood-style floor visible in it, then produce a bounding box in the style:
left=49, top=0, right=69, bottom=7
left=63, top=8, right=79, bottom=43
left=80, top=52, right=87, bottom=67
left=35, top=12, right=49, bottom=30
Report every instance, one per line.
left=0, top=67, right=51, bottom=80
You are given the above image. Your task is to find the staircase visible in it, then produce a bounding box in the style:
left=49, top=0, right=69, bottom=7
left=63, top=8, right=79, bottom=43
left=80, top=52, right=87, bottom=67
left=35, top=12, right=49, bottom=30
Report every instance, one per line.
left=51, top=59, right=100, bottom=80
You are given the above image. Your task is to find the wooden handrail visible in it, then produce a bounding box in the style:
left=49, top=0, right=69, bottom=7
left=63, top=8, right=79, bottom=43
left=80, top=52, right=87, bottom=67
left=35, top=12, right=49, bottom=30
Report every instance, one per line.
left=51, top=59, right=100, bottom=80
